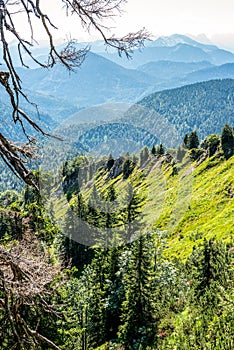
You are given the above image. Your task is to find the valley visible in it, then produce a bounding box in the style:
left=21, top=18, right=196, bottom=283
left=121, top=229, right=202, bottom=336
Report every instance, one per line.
left=0, top=32, right=234, bottom=350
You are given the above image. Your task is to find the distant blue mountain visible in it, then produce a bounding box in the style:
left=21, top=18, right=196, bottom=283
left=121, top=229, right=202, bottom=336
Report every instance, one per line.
left=184, top=63, right=234, bottom=83
left=121, top=78, right=234, bottom=146
left=136, top=61, right=234, bottom=93
left=17, top=51, right=156, bottom=113
left=97, top=34, right=234, bottom=68
left=2, top=34, right=234, bottom=127
left=137, top=60, right=213, bottom=80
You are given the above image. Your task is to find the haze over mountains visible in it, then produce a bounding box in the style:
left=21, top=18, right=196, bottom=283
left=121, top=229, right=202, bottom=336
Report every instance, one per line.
left=2, top=34, right=233, bottom=124
left=1, top=34, right=234, bottom=150
left=1, top=34, right=234, bottom=191
left=40, top=78, right=233, bottom=164
left=98, top=34, right=234, bottom=68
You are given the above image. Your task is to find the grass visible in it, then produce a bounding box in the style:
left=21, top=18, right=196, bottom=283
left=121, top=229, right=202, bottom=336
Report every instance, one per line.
left=151, top=154, right=234, bottom=258
left=53, top=152, right=233, bottom=259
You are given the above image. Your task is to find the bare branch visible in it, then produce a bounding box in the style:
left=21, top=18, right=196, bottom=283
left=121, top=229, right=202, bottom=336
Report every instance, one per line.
left=0, top=0, right=150, bottom=185
left=0, top=231, right=63, bottom=349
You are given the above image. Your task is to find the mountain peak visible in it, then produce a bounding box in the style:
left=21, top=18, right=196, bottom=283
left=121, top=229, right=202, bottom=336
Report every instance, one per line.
left=150, top=34, right=218, bottom=51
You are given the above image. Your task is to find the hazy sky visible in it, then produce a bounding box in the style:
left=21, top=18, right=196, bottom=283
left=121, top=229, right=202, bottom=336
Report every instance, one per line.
left=11, top=0, right=234, bottom=49
left=120, top=0, right=234, bottom=37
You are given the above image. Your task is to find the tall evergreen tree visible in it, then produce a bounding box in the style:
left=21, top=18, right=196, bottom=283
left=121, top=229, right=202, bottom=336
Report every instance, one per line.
left=221, top=124, right=234, bottom=158
left=119, top=233, right=158, bottom=349
left=106, top=154, right=115, bottom=171
left=188, top=239, right=231, bottom=310
left=183, top=134, right=189, bottom=148
left=86, top=249, right=110, bottom=348
left=187, top=130, right=199, bottom=149
left=201, top=134, right=220, bottom=157
left=151, top=144, right=157, bottom=156
left=123, top=158, right=135, bottom=179
left=156, top=143, right=165, bottom=155
left=122, top=184, right=143, bottom=243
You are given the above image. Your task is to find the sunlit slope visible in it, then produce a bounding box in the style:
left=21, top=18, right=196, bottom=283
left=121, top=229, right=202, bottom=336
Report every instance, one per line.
left=52, top=151, right=233, bottom=259
left=149, top=154, right=233, bottom=257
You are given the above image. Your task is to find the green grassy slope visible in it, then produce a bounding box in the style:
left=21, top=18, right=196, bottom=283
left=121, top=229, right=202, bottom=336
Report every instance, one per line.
left=54, top=150, right=233, bottom=260
left=150, top=154, right=234, bottom=258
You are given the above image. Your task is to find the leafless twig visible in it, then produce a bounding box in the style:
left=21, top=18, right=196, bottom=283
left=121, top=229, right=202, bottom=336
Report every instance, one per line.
left=0, top=0, right=149, bottom=187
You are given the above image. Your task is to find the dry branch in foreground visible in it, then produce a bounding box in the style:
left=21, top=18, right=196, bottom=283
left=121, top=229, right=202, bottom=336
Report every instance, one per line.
left=0, top=0, right=150, bottom=187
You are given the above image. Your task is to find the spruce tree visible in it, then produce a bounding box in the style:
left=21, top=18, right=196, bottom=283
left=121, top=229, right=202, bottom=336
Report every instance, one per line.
left=187, top=130, right=199, bottom=149
left=106, top=154, right=115, bottom=171
left=151, top=144, right=157, bottom=156
left=156, top=143, right=165, bottom=155
left=183, top=134, right=189, bottom=148
left=188, top=239, right=231, bottom=310
left=87, top=249, right=109, bottom=348
left=221, top=124, right=234, bottom=158
left=122, top=184, right=143, bottom=243
left=119, top=233, right=158, bottom=349
left=123, top=158, right=134, bottom=179
left=201, top=134, right=220, bottom=157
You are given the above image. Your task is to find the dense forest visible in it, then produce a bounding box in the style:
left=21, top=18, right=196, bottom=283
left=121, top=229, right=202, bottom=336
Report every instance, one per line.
left=0, top=124, right=233, bottom=349
left=124, top=79, right=234, bottom=146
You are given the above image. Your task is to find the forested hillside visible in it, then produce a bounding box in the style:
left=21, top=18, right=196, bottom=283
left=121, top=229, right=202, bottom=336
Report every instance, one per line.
left=123, top=79, right=234, bottom=146
left=47, top=79, right=234, bottom=160
left=0, top=125, right=233, bottom=349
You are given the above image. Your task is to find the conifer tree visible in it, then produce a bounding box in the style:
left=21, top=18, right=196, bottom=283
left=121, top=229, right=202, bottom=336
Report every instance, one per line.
left=123, top=158, right=134, bottom=179
left=122, top=184, right=143, bottom=243
left=156, top=143, right=165, bottom=155
left=106, top=154, right=115, bottom=171
left=221, top=124, right=234, bottom=158
left=187, top=130, right=199, bottom=149
left=87, top=248, right=109, bottom=348
left=188, top=239, right=231, bottom=310
left=119, top=233, right=158, bottom=349
left=201, top=134, right=220, bottom=157
left=183, top=134, right=189, bottom=148
left=151, top=144, right=157, bottom=156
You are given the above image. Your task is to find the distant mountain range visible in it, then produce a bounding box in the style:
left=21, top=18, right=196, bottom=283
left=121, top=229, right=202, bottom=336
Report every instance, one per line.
left=17, top=51, right=156, bottom=112
left=97, top=34, right=234, bottom=68
left=2, top=34, right=234, bottom=148
left=0, top=94, right=55, bottom=142
left=4, top=34, right=232, bottom=124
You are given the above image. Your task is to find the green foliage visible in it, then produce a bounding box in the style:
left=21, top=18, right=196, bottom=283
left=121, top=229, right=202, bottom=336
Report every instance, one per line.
left=119, top=234, right=158, bottom=350
left=201, top=134, right=220, bottom=156
left=151, top=144, right=156, bottom=155
left=106, top=154, right=115, bottom=171
left=187, top=239, right=231, bottom=309
left=156, top=143, right=165, bottom=155
left=221, top=124, right=234, bottom=159
left=189, top=147, right=204, bottom=160
left=1, top=127, right=234, bottom=349
left=186, top=130, right=199, bottom=149
left=157, top=240, right=233, bottom=350
left=122, top=158, right=135, bottom=179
